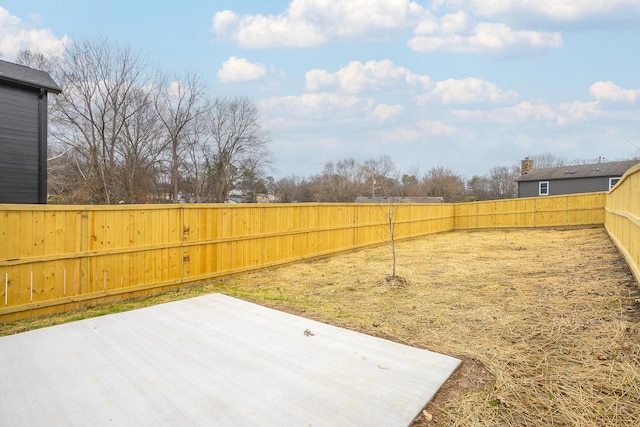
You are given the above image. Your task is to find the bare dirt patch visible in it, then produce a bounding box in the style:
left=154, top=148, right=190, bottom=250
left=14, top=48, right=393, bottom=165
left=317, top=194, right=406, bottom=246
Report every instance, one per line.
left=2, top=227, right=639, bottom=426
left=414, top=355, right=494, bottom=426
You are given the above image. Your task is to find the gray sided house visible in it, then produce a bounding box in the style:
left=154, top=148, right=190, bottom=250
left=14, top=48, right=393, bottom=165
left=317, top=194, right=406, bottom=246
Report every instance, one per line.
left=0, top=60, right=61, bottom=204
left=515, top=159, right=639, bottom=198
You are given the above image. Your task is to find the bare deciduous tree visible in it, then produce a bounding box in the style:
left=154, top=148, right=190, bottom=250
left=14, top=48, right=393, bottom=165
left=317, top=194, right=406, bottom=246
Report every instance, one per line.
left=310, top=159, right=367, bottom=202
left=274, top=176, right=312, bottom=203
left=309, top=162, right=341, bottom=202
left=487, top=165, right=520, bottom=199
left=466, top=175, right=492, bottom=201
left=116, top=85, right=164, bottom=202
left=384, top=198, right=398, bottom=279
left=180, top=119, right=211, bottom=203
left=15, top=41, right=272, bottom=205
left=422, top=166, right=466, bottom=202
left=205, top=97, right=271, bottom=203
left=364, top=155, right=398, bottom=197
left=52, top=38, right=160, bottom=204
left=531, top=153, right=566, bottom=168
left=401, top=164, right=422, bottom=197
left=155, top=73, right=209, bottom=203
left=371, top=180, right=404, bottom=283
left=14, top=50, right=57, bottom=74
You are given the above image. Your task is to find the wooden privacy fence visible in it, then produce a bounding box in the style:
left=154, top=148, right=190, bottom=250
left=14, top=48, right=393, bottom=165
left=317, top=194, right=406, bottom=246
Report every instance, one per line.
left=606, top=163, right=640, bottom=284
left=455, top=193, right=606, bottom=229
left=1, top=193, right=606, bottom=321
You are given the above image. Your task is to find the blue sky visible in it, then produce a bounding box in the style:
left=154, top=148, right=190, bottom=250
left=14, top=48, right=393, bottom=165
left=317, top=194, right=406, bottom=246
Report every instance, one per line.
left=1, top=0, right=639, bottom=179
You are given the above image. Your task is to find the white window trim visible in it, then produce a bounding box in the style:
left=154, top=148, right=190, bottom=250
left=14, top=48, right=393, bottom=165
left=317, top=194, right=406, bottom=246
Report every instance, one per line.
left=539, top=181, right=549, bottom=196
left=609, top=177, right=621, bottom=191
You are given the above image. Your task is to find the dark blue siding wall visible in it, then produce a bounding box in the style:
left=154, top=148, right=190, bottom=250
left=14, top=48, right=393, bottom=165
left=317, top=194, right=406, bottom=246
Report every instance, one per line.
left=518, top=181, right=540, bottom=198
left=0, top=85, right=40, bottom=203
left=519, top=177, right=616, bottom=198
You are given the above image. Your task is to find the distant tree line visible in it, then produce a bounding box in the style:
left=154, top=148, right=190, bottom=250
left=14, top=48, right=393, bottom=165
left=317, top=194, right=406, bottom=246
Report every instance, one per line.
left=270, top=152, right=626, bottom=203
left=270, top=155, right=519, bottom=203
left=17, top=38, right=271, bottom=204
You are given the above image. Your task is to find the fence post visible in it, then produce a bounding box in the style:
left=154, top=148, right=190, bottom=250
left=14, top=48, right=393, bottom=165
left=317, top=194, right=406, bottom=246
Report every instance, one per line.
left=80, top=209, right=89, bottom=295
left=180, top=205, right=189, bottom=289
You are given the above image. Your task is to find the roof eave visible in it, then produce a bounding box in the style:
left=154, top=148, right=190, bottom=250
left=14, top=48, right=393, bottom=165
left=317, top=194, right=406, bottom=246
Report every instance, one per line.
left=0, top=75, right=61, bottom=94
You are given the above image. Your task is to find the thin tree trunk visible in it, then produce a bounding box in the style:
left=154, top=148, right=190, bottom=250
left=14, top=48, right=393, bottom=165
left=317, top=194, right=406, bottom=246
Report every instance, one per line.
left=388, top=199, right=396, bottom=278
left=171, top=138, right=179, bottom=202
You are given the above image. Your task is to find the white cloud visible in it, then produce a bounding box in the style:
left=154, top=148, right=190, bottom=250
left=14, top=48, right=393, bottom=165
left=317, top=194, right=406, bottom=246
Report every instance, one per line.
left=554, top=101, right=600, bottom=125
left=213, top=0, right=425, bottom=48
left=259, top=93, right=374, bottom=120
left=413, top=11, right=471, bottom=36
left=409, top=22, right=562, bottom=56
left=410, top=9, right=563, bottom=57
left=212, top=9, right=326, bottom=48
left=370, top=119, right=457, bottom=143
left=417, top=120, right=456, bottom=137
left=0, top=7, right=19, bottom=28
left=259, top=92, right=408, bottom=125
left=371, top=127, right=422, bottom=143
left=305, top=69, right=336, bottom=92
left=288, top=0, right=423, bottom=39
left=453, top=101, right=600, bottom=125
left=416, top=77, right=518, bottom=105
left=0, top=7, right=69, bottom=60
left=590, top=81, right=639, bottom=103
left=211, top=0, right=635, bottom=57
left=217, top=56, right=266, bottom=83
left=212, top=10, right=239, bottom=36
left=506, top=102, right=559, bottom=123
left=166, top=80, right=189, bottom=100
left=211, top=1, right=575, bottom=56
left=369, top=104, right=405, bottom=122
left=407, top=11, right=562, bottom=56
left=305, top=60, right=431, bottom=94
left=439, top=11, right=472, bottom=34
left=435, top=0, right=640, bottom=23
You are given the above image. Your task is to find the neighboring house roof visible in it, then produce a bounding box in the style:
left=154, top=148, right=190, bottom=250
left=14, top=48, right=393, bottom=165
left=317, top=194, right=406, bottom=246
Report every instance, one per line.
left=0, top=60, right=61, bottom=93
left=515, top=160, right=639, bottom=182
left=354, top=196, right=444, bottom=203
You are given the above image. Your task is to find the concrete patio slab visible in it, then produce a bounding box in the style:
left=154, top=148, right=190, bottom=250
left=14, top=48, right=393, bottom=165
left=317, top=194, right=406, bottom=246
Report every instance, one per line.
left=0, top=293, right=460, bottom=426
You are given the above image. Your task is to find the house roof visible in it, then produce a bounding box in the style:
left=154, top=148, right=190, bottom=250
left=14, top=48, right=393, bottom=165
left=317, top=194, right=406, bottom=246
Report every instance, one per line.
left=515, top=160, right=639, bottom=182
left=0, top=60, right=61, bottom=93
left=354, top=196, right=444, bottom=203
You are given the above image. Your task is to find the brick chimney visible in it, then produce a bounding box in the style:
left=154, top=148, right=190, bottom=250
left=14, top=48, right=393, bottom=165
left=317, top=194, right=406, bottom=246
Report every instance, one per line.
left=521, top=157, right=534, bottom=175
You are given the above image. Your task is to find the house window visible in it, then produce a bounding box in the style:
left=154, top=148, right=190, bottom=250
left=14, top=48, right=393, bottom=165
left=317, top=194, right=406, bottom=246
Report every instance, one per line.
left=539, top=181, right=549, bottom=196
left=609, top=177, right=621, bottom=190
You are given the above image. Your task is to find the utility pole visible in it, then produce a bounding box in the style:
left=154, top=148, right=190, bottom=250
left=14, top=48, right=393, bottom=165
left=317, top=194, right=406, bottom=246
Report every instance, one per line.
left=372, top=178, right=381, bottom=197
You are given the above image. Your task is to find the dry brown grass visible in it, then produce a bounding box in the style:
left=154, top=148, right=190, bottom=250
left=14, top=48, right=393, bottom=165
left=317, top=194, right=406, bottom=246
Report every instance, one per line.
left=2, top=226, right=639, bottom=426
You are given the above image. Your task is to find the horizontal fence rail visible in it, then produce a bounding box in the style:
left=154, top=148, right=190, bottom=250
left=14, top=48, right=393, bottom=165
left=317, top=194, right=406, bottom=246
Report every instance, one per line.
left=0, top=193, right=608, bottom=321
